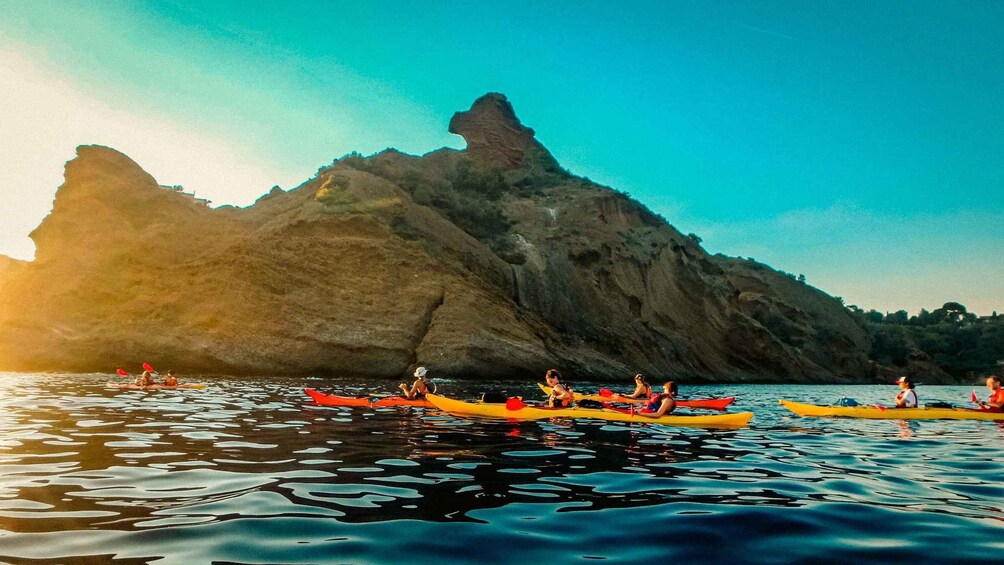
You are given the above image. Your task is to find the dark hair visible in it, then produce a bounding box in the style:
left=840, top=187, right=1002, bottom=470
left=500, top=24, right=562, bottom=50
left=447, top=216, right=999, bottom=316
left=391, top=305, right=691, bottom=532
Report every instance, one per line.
left=664, top=381, right=678, bottom=395
left=634, top=374, right=647, bottom=383
left=989, top=375, right=1002, bottom=384
left=545, top=369, right=562, bottom=381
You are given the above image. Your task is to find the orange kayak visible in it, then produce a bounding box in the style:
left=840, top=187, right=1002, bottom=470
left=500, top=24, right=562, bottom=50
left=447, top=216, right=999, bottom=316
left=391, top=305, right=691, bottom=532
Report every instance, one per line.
left=304, top=388, right=433, bottom=408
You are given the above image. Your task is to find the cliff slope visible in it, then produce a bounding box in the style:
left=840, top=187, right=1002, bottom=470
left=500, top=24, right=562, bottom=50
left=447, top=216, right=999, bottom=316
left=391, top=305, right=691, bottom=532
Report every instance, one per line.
left=0, top=93, right=876, bottom=381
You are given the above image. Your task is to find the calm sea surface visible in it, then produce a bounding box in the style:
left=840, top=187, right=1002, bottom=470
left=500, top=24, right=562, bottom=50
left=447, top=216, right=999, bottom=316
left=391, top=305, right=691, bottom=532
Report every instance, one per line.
left=1, top=373, right=1002, bottom=564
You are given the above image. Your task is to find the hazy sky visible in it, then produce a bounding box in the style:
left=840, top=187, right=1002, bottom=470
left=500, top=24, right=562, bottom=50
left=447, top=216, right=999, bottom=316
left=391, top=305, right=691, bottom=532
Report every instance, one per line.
left=1, top=1, right=1001, bottom=314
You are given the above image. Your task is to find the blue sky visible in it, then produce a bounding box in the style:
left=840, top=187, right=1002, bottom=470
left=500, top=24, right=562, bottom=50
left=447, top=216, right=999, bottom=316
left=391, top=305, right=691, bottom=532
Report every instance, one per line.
left=1, top=0, right=1001, bottom=314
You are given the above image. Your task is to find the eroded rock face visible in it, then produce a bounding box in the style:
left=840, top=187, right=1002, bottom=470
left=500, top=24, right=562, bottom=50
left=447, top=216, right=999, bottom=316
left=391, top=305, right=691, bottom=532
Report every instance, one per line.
left=448, top=93, right=559, bottom=171
left=0, top=94, right=878, bottom=381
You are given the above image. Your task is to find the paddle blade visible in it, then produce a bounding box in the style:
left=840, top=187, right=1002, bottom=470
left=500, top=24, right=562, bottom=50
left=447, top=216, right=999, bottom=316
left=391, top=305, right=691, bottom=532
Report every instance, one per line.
left=116, top=368, right=129, bottom=377
left=873, top=405, right=887, bottom=412
left=505, top=397, right=526, bottom=410
left=598, top=388, right=614, bottom=397
left=971, top=390, right=979, bottom=403
left=142, top=362, right=154, bottom=372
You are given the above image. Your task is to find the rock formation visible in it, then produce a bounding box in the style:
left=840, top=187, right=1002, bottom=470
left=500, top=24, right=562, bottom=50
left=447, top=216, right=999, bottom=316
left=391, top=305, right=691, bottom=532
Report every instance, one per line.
left=0, top=94, right=885, bottom=381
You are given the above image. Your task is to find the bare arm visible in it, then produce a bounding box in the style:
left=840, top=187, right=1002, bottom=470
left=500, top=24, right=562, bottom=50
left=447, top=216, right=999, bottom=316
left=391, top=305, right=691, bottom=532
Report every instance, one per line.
left=634, top=398, right=676, bottom=418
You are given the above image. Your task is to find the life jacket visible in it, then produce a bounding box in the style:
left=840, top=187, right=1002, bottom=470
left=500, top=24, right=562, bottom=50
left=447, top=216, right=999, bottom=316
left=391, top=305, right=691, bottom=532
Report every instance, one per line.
left=896, top=389, right=918, bottom=408
left=549, top=384, right=573, bottom=408
left=646, top=392, right=673, bottom=412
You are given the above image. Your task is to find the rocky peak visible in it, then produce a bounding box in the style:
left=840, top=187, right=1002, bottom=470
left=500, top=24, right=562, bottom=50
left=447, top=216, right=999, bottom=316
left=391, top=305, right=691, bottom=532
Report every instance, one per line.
left=449, top=93, right=559, bottom=171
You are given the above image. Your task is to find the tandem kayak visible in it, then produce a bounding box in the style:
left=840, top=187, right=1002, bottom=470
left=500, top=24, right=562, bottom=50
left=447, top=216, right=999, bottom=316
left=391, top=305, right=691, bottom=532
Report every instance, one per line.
left=536, top=383, right=735, bottom=410
left=105, top=383, right=206, bottom=390
left=304, top=388, right=433, bottom=408
left=779, top=399, right=1004, bottom=421
left=427, top=394, right=753, bottom=428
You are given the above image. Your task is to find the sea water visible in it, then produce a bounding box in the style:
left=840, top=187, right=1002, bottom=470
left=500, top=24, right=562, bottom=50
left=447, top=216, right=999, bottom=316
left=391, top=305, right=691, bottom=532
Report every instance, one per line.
left=0, top=373, right=1001, bottom=563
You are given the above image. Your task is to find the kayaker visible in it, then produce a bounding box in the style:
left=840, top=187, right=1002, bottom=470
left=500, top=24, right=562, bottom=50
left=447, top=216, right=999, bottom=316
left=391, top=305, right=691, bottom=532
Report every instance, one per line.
left=400, top=366, right=437, bottom=399
left=163, top=371, right=178, bottom=387
left=135, top=370, right=155, bottom=387
left=634, top=381, right=678, bottom=418
left=545, top=369, right=574, bottom=408
left=625, top=374, right=653, bottom=399
left=893, top=376, right=918, bottom=408
left=977, top=375, right=1004, bottom=411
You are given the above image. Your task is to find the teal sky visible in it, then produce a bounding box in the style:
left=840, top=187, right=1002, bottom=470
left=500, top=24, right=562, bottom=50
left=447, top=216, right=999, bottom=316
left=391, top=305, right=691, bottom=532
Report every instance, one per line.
left=1, top=1, right=1002, bottom=314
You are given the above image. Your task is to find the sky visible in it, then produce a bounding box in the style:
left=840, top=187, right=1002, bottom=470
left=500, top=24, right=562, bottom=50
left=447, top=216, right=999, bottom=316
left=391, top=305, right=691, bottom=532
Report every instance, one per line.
left=1, top=0, right=1001, bottom=314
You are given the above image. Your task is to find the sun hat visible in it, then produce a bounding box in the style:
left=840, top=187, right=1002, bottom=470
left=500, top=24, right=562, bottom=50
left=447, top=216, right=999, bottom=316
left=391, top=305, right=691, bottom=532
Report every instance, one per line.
left=414, top=366, right=428, bottom=378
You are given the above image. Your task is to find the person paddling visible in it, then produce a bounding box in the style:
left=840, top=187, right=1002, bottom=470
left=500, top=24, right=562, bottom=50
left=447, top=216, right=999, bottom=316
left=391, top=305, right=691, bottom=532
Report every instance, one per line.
left=163, top=371, right=178, bottom=387
left=400, top=366, right=437, bottom=399
left=976, top=375, right=1004, bottom=411
left=634, top=381, right=678, bottom=418
left=544, top=369, right=574, bottom=408
left=893, top=376, right=918, bottom=408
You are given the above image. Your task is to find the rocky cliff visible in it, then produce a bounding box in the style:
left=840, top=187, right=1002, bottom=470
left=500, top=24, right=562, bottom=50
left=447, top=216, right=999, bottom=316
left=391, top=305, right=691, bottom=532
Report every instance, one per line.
left=0, top=93, right=880, bottom=381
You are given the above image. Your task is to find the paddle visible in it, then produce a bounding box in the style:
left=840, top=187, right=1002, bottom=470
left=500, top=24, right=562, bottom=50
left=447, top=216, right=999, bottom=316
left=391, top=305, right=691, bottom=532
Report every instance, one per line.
left=971, top=390, right=979, bottom=404
left=116, top=368, right=130, bottom=377
left=505, top=397, right=526, bottom=411
left=142, top=362, right=158, bottom=375
left=598, top=388, right=615, bottom=397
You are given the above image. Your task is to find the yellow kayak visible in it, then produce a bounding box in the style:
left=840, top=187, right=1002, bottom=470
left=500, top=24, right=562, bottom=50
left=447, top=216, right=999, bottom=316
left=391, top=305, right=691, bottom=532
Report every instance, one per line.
left=536, top=383, right=736, bottom=410
left=780, top=399, right=1004, bottom=420
left=427, top=394, right=753, bottom=429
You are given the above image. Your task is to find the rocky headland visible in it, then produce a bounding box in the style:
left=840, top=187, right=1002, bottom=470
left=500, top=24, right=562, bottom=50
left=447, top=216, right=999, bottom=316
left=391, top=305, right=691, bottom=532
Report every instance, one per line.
left=0, top=93, right=951, bottom=382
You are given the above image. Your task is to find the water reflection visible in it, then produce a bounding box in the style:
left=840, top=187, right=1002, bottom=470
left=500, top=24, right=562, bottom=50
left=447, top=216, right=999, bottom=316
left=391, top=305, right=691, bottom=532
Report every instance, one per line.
left=1, top=374, right=1003, bottom=563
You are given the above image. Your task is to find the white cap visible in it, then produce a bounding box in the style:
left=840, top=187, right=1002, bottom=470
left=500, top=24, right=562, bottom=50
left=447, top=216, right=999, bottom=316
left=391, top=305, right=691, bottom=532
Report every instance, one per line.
left=414, top=366, right=428, bottom=378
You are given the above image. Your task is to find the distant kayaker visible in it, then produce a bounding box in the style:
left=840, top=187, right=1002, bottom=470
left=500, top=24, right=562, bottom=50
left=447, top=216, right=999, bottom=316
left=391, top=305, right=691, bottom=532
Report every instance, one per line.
left=893, top=376, right=918, bottom=408
left=163, top=371, right=178, bottom=387
left=400, top=366, right=437, bottom=399
left=634, top=381, right=678, bottom=418
left=977, top=375, right=1004, bottom=411
left=135, top=371, right=155, bottom=387
left=545, top=369, right=574, bottom=408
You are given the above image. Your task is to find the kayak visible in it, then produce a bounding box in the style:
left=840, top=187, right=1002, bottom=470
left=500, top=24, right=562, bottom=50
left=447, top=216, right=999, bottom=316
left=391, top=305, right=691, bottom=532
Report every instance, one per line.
left=304, top=388, right=433, bottom=408
left=427, top=394, right=753, bottom=428
left=780, top=399, right=1004, bottom=421
left=536, top=383, right=735, bottom=410
left=105, top=382, right=206, bottom=390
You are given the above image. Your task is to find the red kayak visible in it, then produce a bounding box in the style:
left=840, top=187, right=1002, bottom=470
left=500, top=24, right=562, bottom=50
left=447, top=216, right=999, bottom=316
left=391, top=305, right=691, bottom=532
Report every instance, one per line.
left=304, top=388, right=433, bottom=408
left=678, top=397, right=735, bottom=410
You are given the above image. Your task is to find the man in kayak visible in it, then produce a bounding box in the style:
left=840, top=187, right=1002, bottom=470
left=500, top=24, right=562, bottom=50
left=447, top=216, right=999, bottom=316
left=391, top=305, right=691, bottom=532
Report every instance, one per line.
left=634, top=381, right=678, bottom=418
left=977, top=375, right=1004, bottom=411
left=545, top=369, right=574, bottom=408
left=400, top=366, right=437, bottom=399
left=894, top=376, right=918, bottom=408
left=163, top=371, right=178, bottom=387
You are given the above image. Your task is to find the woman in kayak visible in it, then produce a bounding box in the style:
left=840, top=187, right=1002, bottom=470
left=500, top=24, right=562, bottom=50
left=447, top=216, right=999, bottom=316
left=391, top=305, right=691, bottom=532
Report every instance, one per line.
left=625, top=374, right=653, bottom=398
left=894, top=376, right=918, bottom=408
left=634, top=381, right=678, bottom=418
left=545, top=369, right=574, bottom=408
left=135, top=370, right=155, bottom=387
left=163, top=371, right=178, bottom=387
left=977, top=375, right=1004, bottom=411
left=400, top=366, right=437, bottom=399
